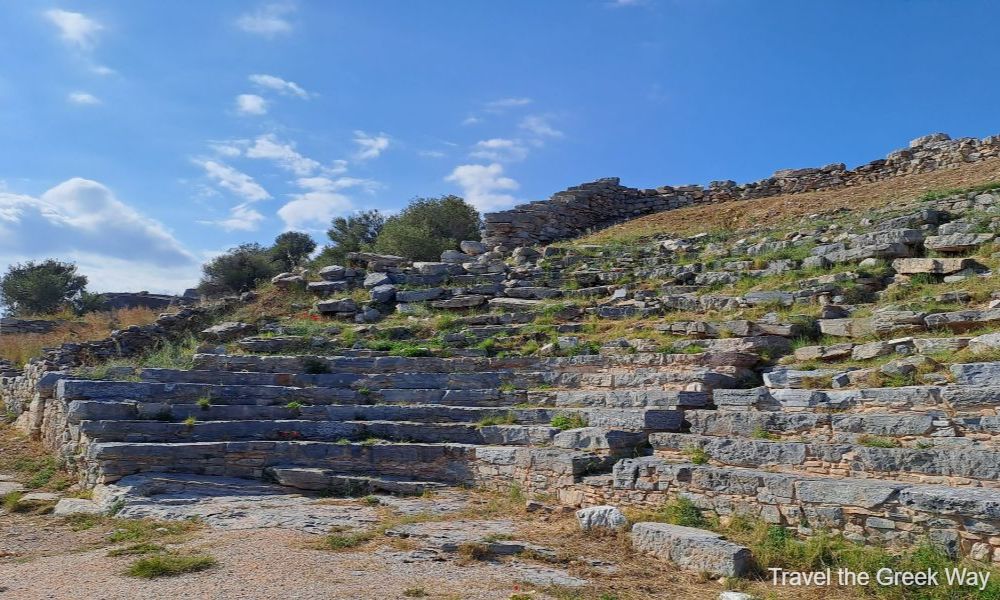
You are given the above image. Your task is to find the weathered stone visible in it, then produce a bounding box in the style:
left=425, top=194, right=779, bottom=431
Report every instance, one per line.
left=200, top=321, right=256, bottom=343
left=316, top=298, right=359, bottom=314
left=318, top=265, right=346, bottom=281
left=630, top=522, right=751, bottom=577
left=924, top=233, right=994, bottom=253
left=430, top=295, right=487, bottom=309
left=576, top=505, right=627, bottom=531
left=460, top=240, right=487, bottom=255
left=892, top=258, right=973, bottom=275
left=369, top=284, right=397, bottom=304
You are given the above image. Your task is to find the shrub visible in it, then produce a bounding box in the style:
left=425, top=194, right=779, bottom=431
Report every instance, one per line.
left=0, top=260, right=87, bottom=315
left=476, top=412, right=518, bottom=427
left=550, top=413, right=588, bottom=430
left=125, top=552, right=217, bottom=578
left=371, top=196, right=480, bottom=261
left=198, top=243, right=278, bottom=297
left=857, top=434, right=901, bottom=448
left=660, top=497, right=706, bottom=528
left=684, top=446, right=710, bottom=465
left=317, top=210, right=386, bottom=267
left=269, top=231, right=317, bottom=271
left=325, top=529, right=374, bottom=550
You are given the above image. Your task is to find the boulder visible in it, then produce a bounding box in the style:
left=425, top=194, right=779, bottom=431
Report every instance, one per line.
left=318, top=265, right=346, bottom=281
left=504, top=287, right=562, bottom=300
left=576, top=505, right=627, bottom=531
left=440, top=250, right=473, bottom=264
left=396, top=288, right=445, bottom=302
left=316, top=299, right=359, bottom=314
left=892, top=258, right=973, bottom=275
left=430, top=295, right=487, bottom=309
left=460, top=240, right=487, bottom=255
left=307, top=281, right=349, bottom=296
left=630, top=522, right=751, bottom=577
left=369, top=284, right=397, bottom=304
left=271, top=272, right=306, bottom=289
left=924, top=233, right=994, bottom=253
left=363, top=272, right=393, bottom=289
left=413, top=262, right=450, bottom=276
left=200, top=321, right=256, bottom=343
left=52, top=498, right=103, bottom=517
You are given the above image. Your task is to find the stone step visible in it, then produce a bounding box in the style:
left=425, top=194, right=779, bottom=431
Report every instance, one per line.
left=265, top=467, right=449, bottom=496
left=546, top=389, right=710, bottom=409
left=649, top=432, right=1000, bottom=486
left=85, top=440, right=482, bottom=485
left=715, top=385, right=1000, bottom=413
left=68, top=401, right=682, bottom=430
left=593, top=456, right=1000, bottom=558
left=77, top=419, right=561, bottom=446
left=684, top=409, right=995, bottom=444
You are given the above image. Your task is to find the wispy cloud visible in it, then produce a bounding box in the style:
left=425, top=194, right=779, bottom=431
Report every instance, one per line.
left=67, top=91, right=100, bottom=105
left=353, top=130, right=390, bottom=161
left=461, top=116, right=482, bottom=126
left=245, top=134, right=320, bottom=176
left=484, top=97, right=532, bottom=112
left=249, top=73, right=310, bottom=98
left=445, top=163, right=519, bottom=211
left=44, top=9, right=103, bottom=50
left=278, top=192, right=353, bottom=230
left=297, top=176, right=380, bottom=194
left=236, top=2, right=295, bottom=37
left=235, top=94, right=267, bottom=115
left=470, top=138, right=528, bottom=162
left=195, top=159, right=271, bottom=202
left=519, top=115, right=563, bottom=139
left=206, top=203, right=266, bottom=232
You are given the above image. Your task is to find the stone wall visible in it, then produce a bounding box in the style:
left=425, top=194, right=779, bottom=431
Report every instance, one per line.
left=481, top=132, right=1000, bottom=250
left=0, top=317, right=61, bottom=335
left=0, top=304, right=221, bottom=451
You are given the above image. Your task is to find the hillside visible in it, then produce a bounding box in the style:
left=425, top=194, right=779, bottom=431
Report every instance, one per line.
left=4, top=135, right=1000, bottom=598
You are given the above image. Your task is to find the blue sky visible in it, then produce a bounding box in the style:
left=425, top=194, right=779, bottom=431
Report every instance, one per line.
left=1, top=0, right=999, bottom=293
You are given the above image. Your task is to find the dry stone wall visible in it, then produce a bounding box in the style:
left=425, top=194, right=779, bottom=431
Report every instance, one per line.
left=482, top=132, right=1000, bottom=250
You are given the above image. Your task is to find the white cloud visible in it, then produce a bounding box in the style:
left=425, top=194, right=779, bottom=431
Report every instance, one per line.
left=203, top=204, right=265, bottom=232
left=44, top=9, right=103, bottom=50
left=67, top=91, right=100, bottom=105
left=92, top=65, right=115, bottom=76
left=328, top=159, right=349, bottom=174
left=485, top=97, right=532, bottom=112
left=235, top=94, right=267, bottom=115
left=195, top=159, right=271, bottom=202
left=296, top=176, right=380, bottom=193
left=419, top=150, right=446, bottom=158
left=445, top=163, right=519, bottom=211
left=249, top=74, right=309, bottom=98
left=245, top=134, right=319, bottom=176
left=519, top=115, right=563, bottom=139
left=278, top=192, right=353, bottom=230
left=353, top=130, right=390, bottom=161
left=462, top=116, right=482, bottom=126
left=209, top=142, right=245, bottom=157
left=470, top=138, right=528, bottom=162
left=0, top=178, right=198, bottom=292
left=236, top=3, right=295, bottom=37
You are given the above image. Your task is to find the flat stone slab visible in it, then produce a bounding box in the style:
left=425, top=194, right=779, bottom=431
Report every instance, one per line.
left=631, top=522, right=751, bottom=577
left=95, top=473, right=379, bottom=534
left=52, top=498, right=103, bottom=517
left=0, top=482, right=25, bottom=496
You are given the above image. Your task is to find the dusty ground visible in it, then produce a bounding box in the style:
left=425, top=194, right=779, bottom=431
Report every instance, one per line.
left=580, top=158, right=1000, bottom=243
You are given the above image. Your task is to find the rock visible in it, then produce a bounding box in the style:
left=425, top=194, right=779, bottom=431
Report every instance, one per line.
left=892, top=258, right=973, bottom=275
left=307, top=281, right=349, bottom=296
left=363, top=272, right=392, bottom=289
left=348, top=252, right=408, bottom=270
left=968, top=332, right=1000, bottom=353
left=802, top=255, right=830, bottom=270
left=504, top=287, right=562, bottom=300
left=369, top=284, right=397, bottom=304
left=924, top=233, right=994, bottom=253
left=630, top=522, right=751, bottom=577
left=0, top=482, right=25, bottom=495
left=271, top=272, right=306, bottom=289
left=576, top=505, right=627, bottom=531
left=316, top=299, right=359, bottom=314
left=719, top=593, right=754, bottom=600
left=395, top=288, right=444, bottom=302
left=412, top=262, right=449, bottom=276
left=460, top=240, right=487, bottom=255
left=794, top=343, right=853, bottom=362
left=430, top=295, right=486, bottom=309
left=52, top=498, right=103, bottom=517
left=440, top=250, right=473, bottom=264
left=200, top=322, right=256, bottom=343
left=488, top=298, right=544, bottom=311
left=553, top=428, right=645, bottom=451
left=318, top=265, right=346, bottom=281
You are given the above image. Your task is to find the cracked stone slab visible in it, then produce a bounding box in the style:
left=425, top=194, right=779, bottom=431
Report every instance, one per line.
left=94, top=472, right=379, bottom=534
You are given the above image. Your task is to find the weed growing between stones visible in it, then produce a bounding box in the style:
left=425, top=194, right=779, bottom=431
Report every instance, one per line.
left=551, top=414, right=588, bottom=430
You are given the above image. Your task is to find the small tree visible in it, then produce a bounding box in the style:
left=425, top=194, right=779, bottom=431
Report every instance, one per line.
left=198, top=243, right=278, bottom=297
left=372, top=196, right=480, bottom=261
left=270, top=231, right=316, bottom=271
left=0, top=260, right=88, bottom=316
left=316, top=210, right=386, bottom=266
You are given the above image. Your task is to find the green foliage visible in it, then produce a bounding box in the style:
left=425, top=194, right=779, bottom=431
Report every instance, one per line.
left=125, top=552, right=217, bottom=578
left=683, top=446, right=710, bottom=465
left=550, top=413, right=588, bottom=430
left=107, top=543, right=167, bottom=557
left=325, top=529, right=374, bottom=550
left=0, top=259, right=87, bottom=315
left=316, top=209, right=386, bottom=267
left=141, top=335, right=199, bottom=370
left=751, top=427, right=780, bottom=441
left=269, top=231, right=317, bottom=271
left=476, top=412, right=518, bottom=427
left=198, top=243, right=278, bottom=297
left=660, top=497, right=707, bottom=528
left=371, top=195, right=480, bottom=261
left=857, top=434, right=901, bottom=448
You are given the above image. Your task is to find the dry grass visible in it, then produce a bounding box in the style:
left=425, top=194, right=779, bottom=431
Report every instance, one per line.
left=0, top=307, right=161, bottom=366
left=580, top=158, right=1000, bottom=244
left=0, top=424, right=72, bottom=490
